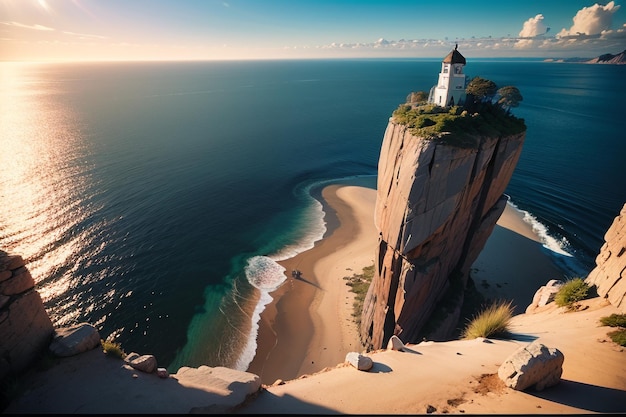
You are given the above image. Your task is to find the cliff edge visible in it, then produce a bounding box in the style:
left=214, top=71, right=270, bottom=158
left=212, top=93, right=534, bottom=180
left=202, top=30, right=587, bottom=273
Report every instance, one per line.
left=360, top=115, right=526, bottom=350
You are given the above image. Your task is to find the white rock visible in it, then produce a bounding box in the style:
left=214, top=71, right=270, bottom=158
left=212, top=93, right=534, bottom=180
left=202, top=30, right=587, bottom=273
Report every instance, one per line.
left=345, top=352, right=373, bottom=371
left=387, top=335, right=405, bottom=351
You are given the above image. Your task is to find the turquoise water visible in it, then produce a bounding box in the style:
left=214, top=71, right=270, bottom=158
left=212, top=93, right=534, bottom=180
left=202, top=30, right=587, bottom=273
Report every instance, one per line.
left=1, top=59, right=624, bottom=372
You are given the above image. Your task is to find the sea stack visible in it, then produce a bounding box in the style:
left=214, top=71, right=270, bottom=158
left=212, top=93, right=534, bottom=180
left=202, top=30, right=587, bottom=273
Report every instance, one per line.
left=360, top=47, right=527, bottom=350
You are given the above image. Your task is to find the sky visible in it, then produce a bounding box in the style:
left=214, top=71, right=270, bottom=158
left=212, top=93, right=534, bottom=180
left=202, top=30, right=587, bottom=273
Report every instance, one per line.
left=1, top=0, right=625, bottom=62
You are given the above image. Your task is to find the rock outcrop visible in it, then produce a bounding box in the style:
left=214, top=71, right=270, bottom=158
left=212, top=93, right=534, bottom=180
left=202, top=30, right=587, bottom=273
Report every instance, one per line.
left=0, top=250, right=54, bottom=382
left=586, top=202, right=626, bottom=313
left=360, top=119, right=526, bottom=350
left=525, top=279, right=564, bottom=313
left=49, top=322, right=101, bottom=357
left=585, top=49, right=626, bottom=65
left=498, top=341, right=564, bottom=391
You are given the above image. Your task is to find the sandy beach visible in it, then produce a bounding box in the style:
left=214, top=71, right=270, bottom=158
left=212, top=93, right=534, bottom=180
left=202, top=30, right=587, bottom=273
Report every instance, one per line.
left=246, top=183, right=377, bottom=384
left=4, top=183, right=625, bottom=414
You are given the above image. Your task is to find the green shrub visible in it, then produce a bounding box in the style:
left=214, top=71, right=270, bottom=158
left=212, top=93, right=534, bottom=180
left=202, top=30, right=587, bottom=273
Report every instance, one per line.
left=600, top=313, right=626, bottom=328
left=607, top=329, right=626, bottom=347
left=600, top=313, right=626, bottom=347
left=554, top=278, right=589, bottom=309
left=344, top=264, right=374, bottom=328
left=462, top=300, right=514, bottom=339
left=101, top=339, right=126, bottom=359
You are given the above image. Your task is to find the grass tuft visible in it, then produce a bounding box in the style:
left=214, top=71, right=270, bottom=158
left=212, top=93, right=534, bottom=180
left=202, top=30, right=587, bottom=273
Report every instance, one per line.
left=607, top=329, right=626, bottom=347
left=101, top=339, right=126, bottom=359
left=554, top=277, right=589, bottom=310
left=344, top=264, right=374, bottom=329
left=600, top=313, right=626, bottom=347
left=462, top=300, right=514, bottom=339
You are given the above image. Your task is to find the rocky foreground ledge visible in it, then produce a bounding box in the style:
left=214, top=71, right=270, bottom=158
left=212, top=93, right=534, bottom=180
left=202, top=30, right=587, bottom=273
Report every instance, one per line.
left=2, top=295, right=625, bottom=414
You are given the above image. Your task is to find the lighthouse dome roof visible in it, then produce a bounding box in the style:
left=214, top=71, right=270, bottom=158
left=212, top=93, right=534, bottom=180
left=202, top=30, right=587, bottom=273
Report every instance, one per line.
left=442, top=45, right=466, bottom=65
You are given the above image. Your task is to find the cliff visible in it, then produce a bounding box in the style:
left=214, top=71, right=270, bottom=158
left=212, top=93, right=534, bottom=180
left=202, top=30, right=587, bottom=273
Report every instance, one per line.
left=585, top=49, right=626, bottom=65
left=360, top=117, right=526, bottom=350
left=0, top=250, right=54, bottom=382
left=586, top=202, right=626, bottom=313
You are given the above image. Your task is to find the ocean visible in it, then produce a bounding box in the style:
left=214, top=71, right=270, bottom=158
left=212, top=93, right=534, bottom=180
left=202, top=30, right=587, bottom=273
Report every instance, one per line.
left=1, top=58, right=624, bottom=373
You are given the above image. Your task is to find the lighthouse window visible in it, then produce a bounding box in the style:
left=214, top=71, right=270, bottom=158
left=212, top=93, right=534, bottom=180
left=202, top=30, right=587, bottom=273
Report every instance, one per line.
left=443, top=65, right=449, bottom=73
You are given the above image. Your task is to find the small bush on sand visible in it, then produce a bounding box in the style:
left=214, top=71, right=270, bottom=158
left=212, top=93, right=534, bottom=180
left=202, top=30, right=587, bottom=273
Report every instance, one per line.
left=600, top=313, right=626, bottom=347
left=607, top=329, right=626, bottom=347
left=462, top=300, right=514, bottom=339
left=101, top=339, right=125, bottom=359
left=600, top=313, right=626, bottom=328
left=554, top=277, right=589, bottom=309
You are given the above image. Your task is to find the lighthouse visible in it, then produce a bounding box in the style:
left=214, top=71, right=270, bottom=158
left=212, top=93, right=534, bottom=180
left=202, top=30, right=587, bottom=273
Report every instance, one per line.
left=429, top=44, right=468, bottom=107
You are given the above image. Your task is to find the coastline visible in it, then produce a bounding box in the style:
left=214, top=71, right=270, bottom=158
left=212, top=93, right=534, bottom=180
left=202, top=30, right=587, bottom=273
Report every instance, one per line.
left=247, top=184, right=569, bottom=384
left=246, top=183, right=377, bottom=384
left=472, top=203, right=567, bottom=315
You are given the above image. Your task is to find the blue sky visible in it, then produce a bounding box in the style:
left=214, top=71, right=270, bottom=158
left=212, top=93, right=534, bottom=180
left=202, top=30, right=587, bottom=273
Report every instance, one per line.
left=1, top=0, right=625, bottom=61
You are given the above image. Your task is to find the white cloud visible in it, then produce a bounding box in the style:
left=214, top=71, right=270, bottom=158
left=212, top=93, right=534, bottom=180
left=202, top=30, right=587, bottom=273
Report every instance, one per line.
left=62, top=31, right=107, bottom=40
left=557, top=1, right=620, bottom=37
left=519, top=14, right=550, bottom=38
left=1, top=21, right=54, bottom=31
left=600, top=23, right=626, bottom=40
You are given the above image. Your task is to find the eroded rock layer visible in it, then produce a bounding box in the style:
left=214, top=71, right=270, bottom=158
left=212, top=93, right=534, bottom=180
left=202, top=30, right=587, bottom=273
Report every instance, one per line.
left=0, top=250, right=54, bottom=381
left=586, top=203, right=626, bottom=313
left=360, top=120, right=526, bottom=350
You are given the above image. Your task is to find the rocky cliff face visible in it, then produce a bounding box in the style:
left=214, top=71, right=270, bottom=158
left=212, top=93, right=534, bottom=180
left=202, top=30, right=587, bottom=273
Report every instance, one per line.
left=360, top=119, right=526, bottom=350
left=0, top=250, right=54, bottom=382
left=586, top=203, right=626, bottom=313
left=585, top=49, right=626, bottom=65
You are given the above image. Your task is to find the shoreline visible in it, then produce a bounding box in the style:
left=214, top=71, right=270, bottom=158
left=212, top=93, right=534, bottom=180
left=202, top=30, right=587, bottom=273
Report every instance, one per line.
left=246, top=183, right=377, bottom=384
left=246, top=184, right=570, bottom=384
left=472, top=203, right=567, bottom=315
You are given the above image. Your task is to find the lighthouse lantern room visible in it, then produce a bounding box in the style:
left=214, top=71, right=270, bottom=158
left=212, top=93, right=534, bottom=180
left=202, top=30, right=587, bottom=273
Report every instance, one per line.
left=429, top=44, right=468, bottom=107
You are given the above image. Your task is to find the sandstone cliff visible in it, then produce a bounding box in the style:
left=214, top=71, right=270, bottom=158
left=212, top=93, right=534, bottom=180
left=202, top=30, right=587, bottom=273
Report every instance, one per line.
left=0, top=250, right=54, bottom=381
left=586, top=202, right=626, bottom=313
left=360, top=118, right=526, bottom=350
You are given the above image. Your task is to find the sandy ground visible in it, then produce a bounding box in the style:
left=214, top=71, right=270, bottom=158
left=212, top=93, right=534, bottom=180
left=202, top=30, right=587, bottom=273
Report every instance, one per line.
left=4, top=184, right=625, bottom=414
left=246, top=183, right=377, bottom=384
left=237, top=297, right=626, bottom=415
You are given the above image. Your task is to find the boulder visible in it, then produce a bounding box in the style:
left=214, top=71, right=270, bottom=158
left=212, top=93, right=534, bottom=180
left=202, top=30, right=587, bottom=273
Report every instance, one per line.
left=498, top=341, right=564, bottom=391
left=526, top=279, right=564, bottom=313
left=345, top=352, right=373, bottom=371
left=174, top=365, right=261, bottom=404
left=49, top=322, right=100, bottom=357
left=127, top=354, right=158, bottom=373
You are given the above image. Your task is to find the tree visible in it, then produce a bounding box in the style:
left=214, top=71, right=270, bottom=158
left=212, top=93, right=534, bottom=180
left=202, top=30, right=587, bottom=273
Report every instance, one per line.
left=406, top=91, right=429, bottom=104
left=497, top=86, right=523, bottom=112
left=465, top=77, right=497, bottom=104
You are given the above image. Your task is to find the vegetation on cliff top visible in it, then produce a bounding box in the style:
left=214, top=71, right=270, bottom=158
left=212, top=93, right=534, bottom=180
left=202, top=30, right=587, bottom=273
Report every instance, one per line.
left=393, top=76, right=526, bottom=148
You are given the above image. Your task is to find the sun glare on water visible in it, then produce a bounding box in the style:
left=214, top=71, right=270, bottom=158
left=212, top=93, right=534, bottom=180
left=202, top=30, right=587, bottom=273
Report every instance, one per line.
left=0, top=62, right=108, bottom=325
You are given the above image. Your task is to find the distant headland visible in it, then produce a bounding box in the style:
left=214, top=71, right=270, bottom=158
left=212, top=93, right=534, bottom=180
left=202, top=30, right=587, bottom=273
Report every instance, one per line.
left=544, top=49, right=626, bottom=64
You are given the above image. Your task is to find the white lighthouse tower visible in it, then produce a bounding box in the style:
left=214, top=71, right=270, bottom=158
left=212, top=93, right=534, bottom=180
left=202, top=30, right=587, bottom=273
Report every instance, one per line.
left=429, top=44, right=468, bottom=107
